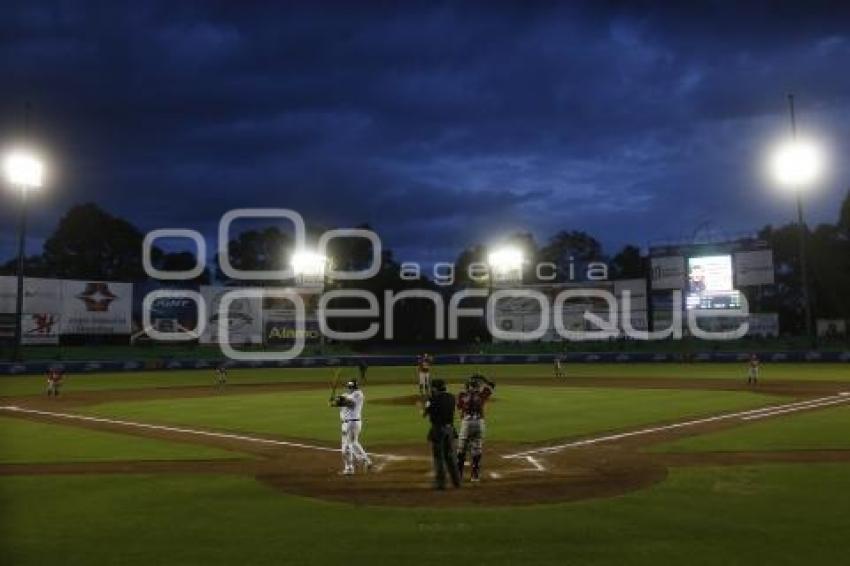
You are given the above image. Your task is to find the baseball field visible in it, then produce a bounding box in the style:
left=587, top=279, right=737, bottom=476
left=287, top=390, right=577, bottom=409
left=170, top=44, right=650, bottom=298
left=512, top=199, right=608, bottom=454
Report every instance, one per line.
left=1, top=362, right=849, bottom=565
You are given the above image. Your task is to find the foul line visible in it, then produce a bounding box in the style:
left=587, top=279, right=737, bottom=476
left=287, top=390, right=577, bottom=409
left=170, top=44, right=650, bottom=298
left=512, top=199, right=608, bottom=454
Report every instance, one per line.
left=741, top=396, right=850, bottom=421
left=0, top=405, right=415, bottom=462
left=504, top=393, right=850, bottom=459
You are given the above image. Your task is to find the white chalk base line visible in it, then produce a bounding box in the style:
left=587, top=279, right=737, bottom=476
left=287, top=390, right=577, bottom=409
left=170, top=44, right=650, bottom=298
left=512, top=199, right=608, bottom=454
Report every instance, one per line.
left=504, top=393, right=850, bottom=459
left=0, top=405, right=423, bottom=463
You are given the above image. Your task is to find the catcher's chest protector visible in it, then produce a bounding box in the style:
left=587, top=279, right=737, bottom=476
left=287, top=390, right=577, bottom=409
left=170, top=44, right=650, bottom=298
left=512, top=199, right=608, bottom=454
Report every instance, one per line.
left=463, top=392, right=486, bottom=419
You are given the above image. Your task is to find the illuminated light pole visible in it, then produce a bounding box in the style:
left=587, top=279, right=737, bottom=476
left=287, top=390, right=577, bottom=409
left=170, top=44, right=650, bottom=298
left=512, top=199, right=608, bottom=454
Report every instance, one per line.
left=487, top=247, right=524, bottom=287
left=290, top=250, right=330, bottom=353
left=486, top=246, right=524, bottom=342
left=291, top=250, right=329, bottom=287
left=769, top=94, right=822, bottom=342
left=3, top=150, right=45, bottom=361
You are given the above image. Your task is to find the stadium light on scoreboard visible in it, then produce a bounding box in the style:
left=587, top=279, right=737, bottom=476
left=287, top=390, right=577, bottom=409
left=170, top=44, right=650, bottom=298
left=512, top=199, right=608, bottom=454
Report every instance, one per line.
left=488, top=246, right=524, bottom=286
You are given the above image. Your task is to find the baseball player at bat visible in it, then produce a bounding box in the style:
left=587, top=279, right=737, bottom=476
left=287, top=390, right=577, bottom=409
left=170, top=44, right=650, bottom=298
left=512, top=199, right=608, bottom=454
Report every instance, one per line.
left=329, top=379, right=372, bottom=475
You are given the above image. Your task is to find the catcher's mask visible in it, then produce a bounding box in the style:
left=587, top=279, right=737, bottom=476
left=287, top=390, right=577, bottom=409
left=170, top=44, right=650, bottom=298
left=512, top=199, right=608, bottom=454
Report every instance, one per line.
left=466, top=374, right=484, bottom=390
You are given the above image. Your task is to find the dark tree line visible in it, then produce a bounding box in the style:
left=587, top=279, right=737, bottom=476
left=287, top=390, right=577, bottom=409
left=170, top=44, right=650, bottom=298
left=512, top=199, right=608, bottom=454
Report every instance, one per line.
left=757, top=190, right=850, bottom=332
left=3, top=191, right=849, bottom=339
left=1, top=204, right=210, bottom=284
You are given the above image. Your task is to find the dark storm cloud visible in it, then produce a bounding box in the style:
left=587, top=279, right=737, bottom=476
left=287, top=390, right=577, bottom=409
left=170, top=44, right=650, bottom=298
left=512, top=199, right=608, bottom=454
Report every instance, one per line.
left=1, top=1, right=849, bottom=265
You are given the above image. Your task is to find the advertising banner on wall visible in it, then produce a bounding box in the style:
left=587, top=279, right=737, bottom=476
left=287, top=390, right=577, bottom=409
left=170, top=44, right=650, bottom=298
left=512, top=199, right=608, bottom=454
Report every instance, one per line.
left=199, top=286, right=263, bottom=345
left=60, top=281, right=133, bottom=335
left=491, top=282, right=649, bottom=341
left=0, top=314, right=15, bottom=340
left=734, top=250, right=775, bottom=286
left=747, top=313, right=780, bottom=337
left=614, top=278, right=647, bottom=311
left=817, top=319, right=847, bottom=338
left=264, top=318, right=322, bottom=346
left=0, top=277, right=63, bottom=343
left=686, top=312, right=779, bottom=337
left=0, top=276, right=63, bottom=314
left=22, top=313, right=61, bottom=344
left=146, top=293, right=200, bottom=335
left=650, top=256, right=685, bottom=290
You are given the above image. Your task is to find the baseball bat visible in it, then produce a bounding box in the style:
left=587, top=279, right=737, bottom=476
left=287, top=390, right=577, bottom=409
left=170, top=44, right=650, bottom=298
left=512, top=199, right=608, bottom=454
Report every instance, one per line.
left=329, top=369, right=341, bottom=403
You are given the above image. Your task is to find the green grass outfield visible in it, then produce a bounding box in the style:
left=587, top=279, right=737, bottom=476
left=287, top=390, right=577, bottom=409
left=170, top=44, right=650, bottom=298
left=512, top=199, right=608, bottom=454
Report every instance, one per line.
left=0, top=362, right=848, bottom=396
left=2, top=362, right=850, bottom=564
left=82, top=385, right=780, bottom=445
left=652, top=403, right=850, bottom=453
left=0, top=416, right=247, bottom=464
left=2, top=464, right=849, bottom=565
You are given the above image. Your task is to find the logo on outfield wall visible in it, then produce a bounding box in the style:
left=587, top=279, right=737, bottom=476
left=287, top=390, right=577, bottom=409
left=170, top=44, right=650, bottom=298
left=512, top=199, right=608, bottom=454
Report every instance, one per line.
left=28, top=313, right=57, bottom=335
left=76, top=283, right=119, bottom=312
left=266, top=321, right=321, bottom=344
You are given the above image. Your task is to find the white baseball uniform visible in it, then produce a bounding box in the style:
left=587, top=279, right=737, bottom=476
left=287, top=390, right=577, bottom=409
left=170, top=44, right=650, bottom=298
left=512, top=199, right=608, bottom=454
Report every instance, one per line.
left=339, top=389, right=370, bottom=473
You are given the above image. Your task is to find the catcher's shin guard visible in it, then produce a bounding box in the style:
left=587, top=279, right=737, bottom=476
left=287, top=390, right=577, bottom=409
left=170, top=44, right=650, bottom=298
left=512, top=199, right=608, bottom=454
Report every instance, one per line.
left=471, top=454, right=481, bottom=479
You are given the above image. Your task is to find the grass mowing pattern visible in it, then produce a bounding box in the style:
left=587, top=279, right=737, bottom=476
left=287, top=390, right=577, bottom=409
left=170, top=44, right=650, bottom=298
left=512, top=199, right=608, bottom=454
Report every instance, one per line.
left=2, top=464, right=850, bottom=565
left=1, top=363, right=849, bottom=396
left=652, top=403, right=850, bottom=453
left=0, top=416, right=246, bottom=464
left=81, top=385, right=781, bottom=445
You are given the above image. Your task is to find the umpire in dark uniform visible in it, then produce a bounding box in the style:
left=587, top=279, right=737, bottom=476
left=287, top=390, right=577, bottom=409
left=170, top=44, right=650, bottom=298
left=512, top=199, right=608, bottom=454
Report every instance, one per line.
left=423, top=379, right=461, bottom=489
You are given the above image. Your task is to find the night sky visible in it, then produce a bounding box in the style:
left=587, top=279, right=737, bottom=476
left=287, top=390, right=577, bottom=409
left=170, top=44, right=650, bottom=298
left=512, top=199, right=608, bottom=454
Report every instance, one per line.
left=2, top=1, right=849, bottom=267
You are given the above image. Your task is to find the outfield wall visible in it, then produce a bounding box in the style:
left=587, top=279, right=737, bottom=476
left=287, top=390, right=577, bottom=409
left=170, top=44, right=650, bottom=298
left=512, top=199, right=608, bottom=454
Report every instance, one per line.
left=1, top=351, right=848, bottom=375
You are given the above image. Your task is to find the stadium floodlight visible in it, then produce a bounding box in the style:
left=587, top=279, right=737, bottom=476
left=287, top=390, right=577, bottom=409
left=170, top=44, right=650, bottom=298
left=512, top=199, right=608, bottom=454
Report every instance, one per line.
left=487, top=246, right=524, bottom=285
left=292, top=250, right=328, bottom=277
left=488, top=247, right=523, bottom=272
left=291, top=250, right=329, bottom=288
left=4, top=150, right=44, bottom=190
left=768, top=94, right=822, bottom=343
left=769, top=139, right=822, bottom=188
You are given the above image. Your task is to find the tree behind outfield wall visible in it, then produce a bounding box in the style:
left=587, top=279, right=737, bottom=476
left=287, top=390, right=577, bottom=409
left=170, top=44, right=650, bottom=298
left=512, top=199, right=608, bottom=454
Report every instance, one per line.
left=214, top=226, right=293, bottom=286
left=840, top=188, right=850, bottom=236
left=0, top=203, right=210, bottom=283
left=42, top=204, right=149, bottom=280
left=538, top=230, right=604, bottom=282
left=3, top=194, right=850, bottom=340
left=758, top=190, right=850, bottom=333
left=610, top=245, right=646, bottom=279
